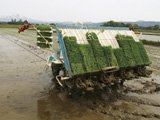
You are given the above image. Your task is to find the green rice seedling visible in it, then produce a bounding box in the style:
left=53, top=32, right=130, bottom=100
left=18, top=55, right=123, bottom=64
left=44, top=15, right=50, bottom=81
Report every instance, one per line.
left=128, top=39, right=144, bottom=66
left=70, top=63, right=85, bottom=74
left=103, top=46, right=119, bottom=69
left=37, top=38, right=52, bottom=42
left=36, top=25, right=51, bottom=30
left=37, top=43, right=50, bottom=48
left=63, top=36, right=86, bottom=74
left=136, top=42, right=151, bottom=65
left=116, top=34, right=151, bottom=67
left=37, top=32, right=52, bottom=36
left=79, top=44, right=98, bottom=72
left=123, top=48, right=136, bottom=67
left=114, top=48, right=129, bottom=68
left=86, top=32, right=107, bottom=69
left=116, top=35, right=136, bottom=67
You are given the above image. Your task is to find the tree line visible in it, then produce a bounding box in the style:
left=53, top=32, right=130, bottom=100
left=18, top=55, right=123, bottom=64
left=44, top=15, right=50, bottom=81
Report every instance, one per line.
left=8, top=19, right=29, bottom=25
left=102, top=20, right=160, bottom=30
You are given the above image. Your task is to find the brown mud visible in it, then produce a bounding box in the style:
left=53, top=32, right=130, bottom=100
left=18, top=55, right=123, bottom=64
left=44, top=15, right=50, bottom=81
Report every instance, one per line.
left=0, top=31, right=160, bottom=120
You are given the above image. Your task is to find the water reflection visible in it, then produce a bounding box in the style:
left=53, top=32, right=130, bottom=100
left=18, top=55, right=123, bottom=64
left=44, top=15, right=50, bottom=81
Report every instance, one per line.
left=37, top=82, right=120, bottom=120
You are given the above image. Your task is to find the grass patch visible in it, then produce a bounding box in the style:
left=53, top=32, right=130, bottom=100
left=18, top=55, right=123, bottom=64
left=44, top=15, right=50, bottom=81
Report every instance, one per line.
left=63, top=36, right=86, bottom=74
left=36, top=25, right=51, bottom=30
left=0, top=24, right=23, bottom=28
left=136, top=41, right=151, bottom=65
left=36, top=25, right=52, bottom=48
left=86, top=32, right=107, bottom=69
left=135, top=29, right=160, bottom=33
left=140, top=39, right=160, bottom=46
left=37, top=38, right=52, bottom=42
left=79, top=44, right=98, bottom=72
left=116, top=35, right=136, bottom=67
left=115, top=35, right=151, bottom=67
left=37, top=32, right=52, bottom=36
left=114, top=48, right=129, bottom=68
left=37, top=43, right=50, bottom=48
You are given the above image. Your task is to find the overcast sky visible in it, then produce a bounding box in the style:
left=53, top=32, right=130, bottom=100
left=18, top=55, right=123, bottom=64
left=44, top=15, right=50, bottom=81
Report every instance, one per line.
left=0, top=0, right=160, bottom=22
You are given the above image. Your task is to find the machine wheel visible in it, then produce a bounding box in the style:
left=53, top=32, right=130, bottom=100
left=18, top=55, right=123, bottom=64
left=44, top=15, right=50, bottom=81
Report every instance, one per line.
left=51, top=62, right=61, bottom=82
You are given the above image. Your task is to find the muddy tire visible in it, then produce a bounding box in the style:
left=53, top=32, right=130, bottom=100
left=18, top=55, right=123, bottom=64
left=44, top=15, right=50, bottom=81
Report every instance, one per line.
left=51, top=63, right=61, bottom=82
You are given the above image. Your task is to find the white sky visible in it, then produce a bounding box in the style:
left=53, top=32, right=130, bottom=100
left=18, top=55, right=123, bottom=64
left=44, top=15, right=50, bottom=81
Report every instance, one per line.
left=0, top=0, right=160, bottom=22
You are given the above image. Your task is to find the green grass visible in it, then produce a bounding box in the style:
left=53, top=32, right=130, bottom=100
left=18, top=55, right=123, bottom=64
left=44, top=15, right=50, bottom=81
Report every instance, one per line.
left=36, top=25, right=52, bottom=48
left=63, top=34, right=151, bottom=74
left=79, top=44, right=98, bottom=72
left=114, top=48, right=129, bottom=68
left=37, top=43, right=50, bottom=48
left=116, top=35, right=136, bottom=67
left=115, top=35, right=151, bottom=67
left=37, top=32, right=52, bottom=36
left=0, top=24, right=23, bottom=28
left=36, top=25, right=51, bottom=30
left=135, top=29, right=160, bottom=33
left=0, top=28, right=37, bottom=45
left=86, top=32, right=107, bottom=69
left=63, top=33, right=119, bottom=74
left=37, top=38, right=52, bottom=42
left=140, top=39, right=160, bottom=43
left=136, top=42, right=151, bottom=65
left=63, top=36, right=86, bottom=74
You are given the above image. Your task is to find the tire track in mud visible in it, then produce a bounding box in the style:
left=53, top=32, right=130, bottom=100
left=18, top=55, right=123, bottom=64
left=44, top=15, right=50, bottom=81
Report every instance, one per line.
left=1, top=31, right=160, bottom=120
left=66, top=86, right=160, bottom=120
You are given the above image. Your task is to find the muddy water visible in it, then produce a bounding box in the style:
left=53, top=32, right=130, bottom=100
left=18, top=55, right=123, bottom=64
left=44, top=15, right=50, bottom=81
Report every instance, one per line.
left=0, top=32, right=160, bottom=120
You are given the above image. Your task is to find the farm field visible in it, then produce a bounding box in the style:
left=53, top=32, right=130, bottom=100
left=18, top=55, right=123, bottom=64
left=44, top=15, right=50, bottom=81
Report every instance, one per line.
left=0, top=29, right=160, bottom=120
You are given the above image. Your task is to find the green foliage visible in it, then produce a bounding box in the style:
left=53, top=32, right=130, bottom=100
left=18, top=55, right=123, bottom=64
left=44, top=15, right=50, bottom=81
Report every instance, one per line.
left=116, top=34, right=151, bottom=67
left=0, top=24, right=23, bottom=28
left=103, top=46, right=119, bottom=68
left=128, top=40, right=144, bottom=66
left=140, top=39, right=160, bottom=46
left=154, top=25, right=159, bottom=30
left=37, top=38, right=52, bottom=42
left=114, top=48, right=129, bottom=68
left=135, top=29, right=160, bottom=33
left=79, top=44, right=98, bottom=72
left=63, top=34, right=151, bottom=75
left=102, top=20, right=126, bottom=27
left=36, top=25, right=52, bottom=48
left=36, top=25, right=51, bottom=30
left=8, top=19, right=28, bottom=25
left=70, top=63, right=86, bottom=74
left=102, top=20, right=134, bottom=27
left=116, top=35, right=136, bottom=67
left=37, top=32, right=52, bottom=36
left=136, top=42, right=151, bottom=65
left=86, top=32, right=107, bottom=69
left=63, top=36, right=86, bottom=74
left=37, top=43, right=50, bottom=48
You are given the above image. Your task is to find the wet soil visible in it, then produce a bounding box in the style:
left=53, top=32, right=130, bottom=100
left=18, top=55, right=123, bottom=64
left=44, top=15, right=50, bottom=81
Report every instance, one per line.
left=0, top=31, right=160, bottom=120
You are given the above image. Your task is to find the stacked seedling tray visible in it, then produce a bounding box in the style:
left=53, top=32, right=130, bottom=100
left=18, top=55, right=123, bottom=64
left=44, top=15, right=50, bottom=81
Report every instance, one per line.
left=36, top=25, right=53, bottom=48
left=114, top=35, right=151, bottom=68
left=63, top=33, right=151, bottom=75
left=63, top=32, right=119, bottom=74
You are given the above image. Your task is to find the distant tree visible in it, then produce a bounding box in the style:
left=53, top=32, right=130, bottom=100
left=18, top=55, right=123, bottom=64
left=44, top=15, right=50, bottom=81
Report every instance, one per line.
left=50, top=23, right=55, bottom=25
left=102, top=21, right=132, bottom=27
left=133, top=24, right=138, bottom=28
left=24, top=20, right=28, bottom=24
left=154, top=25, right=159, bottom=30
left=125, top=23, right=132, bottom=27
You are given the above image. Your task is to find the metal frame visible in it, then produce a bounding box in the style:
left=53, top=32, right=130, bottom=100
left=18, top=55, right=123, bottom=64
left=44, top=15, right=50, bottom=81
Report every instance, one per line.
left=56, top=25, right=129, bottom=30
left=56, top=25, right=72, bottom=77
left=55, top=25, right=129, bottom=78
